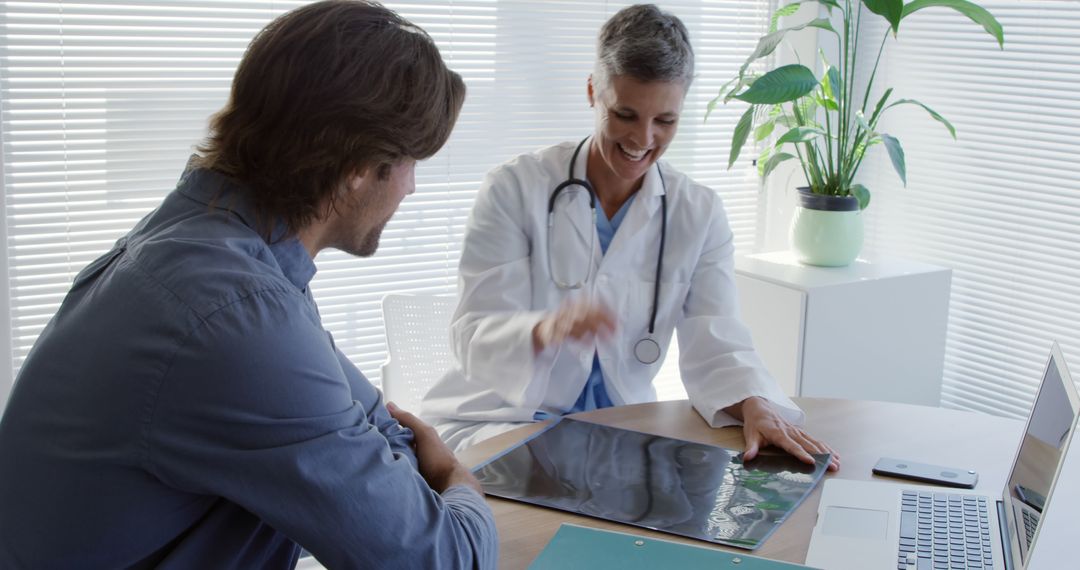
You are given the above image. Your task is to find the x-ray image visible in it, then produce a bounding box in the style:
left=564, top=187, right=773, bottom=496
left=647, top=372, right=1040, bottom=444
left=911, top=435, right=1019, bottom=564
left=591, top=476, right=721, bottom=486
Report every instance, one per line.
left=474, top=418, right=830, bottom=550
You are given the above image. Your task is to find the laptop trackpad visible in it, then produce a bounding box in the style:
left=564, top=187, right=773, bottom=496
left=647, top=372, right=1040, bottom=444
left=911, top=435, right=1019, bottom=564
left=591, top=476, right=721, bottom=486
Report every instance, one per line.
left=822, top=506, right=889, bottom=540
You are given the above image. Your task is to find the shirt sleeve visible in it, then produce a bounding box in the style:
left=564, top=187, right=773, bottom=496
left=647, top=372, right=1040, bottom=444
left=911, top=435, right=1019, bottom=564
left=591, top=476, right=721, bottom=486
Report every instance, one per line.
left=447, top=166, right=559, bottom=410
left=145, top=289, right=497, bottom=570
left=675, top=194, right=804, bottom=428
left=331, top=343, right=419, bottom=471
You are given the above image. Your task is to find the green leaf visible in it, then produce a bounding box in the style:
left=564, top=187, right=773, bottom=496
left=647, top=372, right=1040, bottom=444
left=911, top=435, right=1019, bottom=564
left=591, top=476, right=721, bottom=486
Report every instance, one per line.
left=754, top=120, right=776, bottom=142
left=706, top=77, right=742, bottom=121
left=725, top=76, right=754, bottom=103
left=757, top=145, right=772, bottom=176
left=762, top=152, right=796, bottom=178
left=854, top=136, right=882, bottom=160
left=820, top=71, right=834, bottom=102
left=850, top=183, right=871, bottom=210
left=776, top=115, right=799, bottom=128
left=770, top=0, right=842, bottom=33
left=706, top=96, right=720, bottom=122
left=739, top=19, right=837, bottom=77
left=777, top=126, right=826, bottom=144
left=728, top=105, right=757, bottom=169
left=824, top=65, right=842, bottom=103
left=794, top=98, right=824, bottom=130
left=734, top=64, right=818, bottom=104
left=880, top=133, right=907, bottom=186
left=887, top=98, right=957, bottom=139
left=805, top=18, right=838, bottom=35
left=770, top=2, right=802, bottom=33
left=902, top=0, right=1004, bottom=48
left=864, top=0, right=905, bottom=33
left=868, top=87, right=894, bottom=126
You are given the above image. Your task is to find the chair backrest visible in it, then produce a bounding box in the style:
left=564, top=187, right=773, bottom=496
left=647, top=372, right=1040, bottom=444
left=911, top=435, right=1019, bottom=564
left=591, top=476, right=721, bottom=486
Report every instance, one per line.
left=380, top=293, right=458, bottom=415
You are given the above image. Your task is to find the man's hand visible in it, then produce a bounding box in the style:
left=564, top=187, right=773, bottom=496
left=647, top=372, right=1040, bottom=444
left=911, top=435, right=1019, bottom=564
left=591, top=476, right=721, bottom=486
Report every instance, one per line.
left=532, top=299, right=617, bottom=354
left=386, top=403, right=484, bottom=494
left=725, top=396, right=841, bottom=472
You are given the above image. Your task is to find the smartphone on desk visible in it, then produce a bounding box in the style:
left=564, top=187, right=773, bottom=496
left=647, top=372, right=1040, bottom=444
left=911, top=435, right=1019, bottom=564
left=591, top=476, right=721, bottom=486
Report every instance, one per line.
left=872, top=457, right=978, bottom=489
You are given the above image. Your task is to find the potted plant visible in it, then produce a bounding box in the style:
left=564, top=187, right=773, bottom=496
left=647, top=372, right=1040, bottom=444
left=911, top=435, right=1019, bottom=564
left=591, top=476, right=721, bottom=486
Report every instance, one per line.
left=711, top=0, right=1004, bottom=266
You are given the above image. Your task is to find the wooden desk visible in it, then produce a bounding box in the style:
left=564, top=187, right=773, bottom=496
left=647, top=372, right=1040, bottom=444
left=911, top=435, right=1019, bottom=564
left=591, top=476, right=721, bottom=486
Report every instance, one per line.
left=456, top=398, right=1022, bottom=569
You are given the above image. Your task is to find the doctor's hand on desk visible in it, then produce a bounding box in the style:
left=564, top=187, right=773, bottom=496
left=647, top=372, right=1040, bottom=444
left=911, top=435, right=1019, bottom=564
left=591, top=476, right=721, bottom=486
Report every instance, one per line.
left=726, top=396, right=842, bottom=472
left=387, top=403, right=484, bottom=494
left=532, top=299, right=617, bottom=354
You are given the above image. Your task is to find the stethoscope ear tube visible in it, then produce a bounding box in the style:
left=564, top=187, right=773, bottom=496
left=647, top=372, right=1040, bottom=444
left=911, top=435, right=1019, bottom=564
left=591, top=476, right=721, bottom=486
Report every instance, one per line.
left=549, top=177, right=596, bottom=214
left=547, top=138, right=598, bottom=291
left=548, top=136, right=668, bottom=365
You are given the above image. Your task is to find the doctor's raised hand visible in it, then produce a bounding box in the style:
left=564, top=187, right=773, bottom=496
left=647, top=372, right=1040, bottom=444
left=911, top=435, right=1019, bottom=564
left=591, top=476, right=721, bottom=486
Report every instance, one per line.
left=532, top=299, right=617, bottom=354
left=421, top=3, right=839, bottom=471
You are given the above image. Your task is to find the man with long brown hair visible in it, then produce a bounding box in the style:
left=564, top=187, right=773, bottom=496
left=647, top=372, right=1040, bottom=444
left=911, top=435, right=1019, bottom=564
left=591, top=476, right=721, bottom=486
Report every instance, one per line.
left=0, top=2, right=495, bottom=568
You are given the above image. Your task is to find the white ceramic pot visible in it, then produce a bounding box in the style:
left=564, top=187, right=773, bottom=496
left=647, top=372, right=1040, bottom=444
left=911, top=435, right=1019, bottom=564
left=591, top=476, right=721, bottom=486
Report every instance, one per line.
left=790, top=188, right=863, bottom=267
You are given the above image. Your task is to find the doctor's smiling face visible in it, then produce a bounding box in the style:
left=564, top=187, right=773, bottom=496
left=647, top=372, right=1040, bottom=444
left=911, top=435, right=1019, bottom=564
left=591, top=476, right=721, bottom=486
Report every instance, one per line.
left=588, top=74, right=686, bottom=188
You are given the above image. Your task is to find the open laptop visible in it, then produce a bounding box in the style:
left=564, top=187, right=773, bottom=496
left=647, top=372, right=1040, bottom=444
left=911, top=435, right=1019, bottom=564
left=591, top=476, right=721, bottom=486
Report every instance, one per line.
left=806, top=342, right=1079, bottom=570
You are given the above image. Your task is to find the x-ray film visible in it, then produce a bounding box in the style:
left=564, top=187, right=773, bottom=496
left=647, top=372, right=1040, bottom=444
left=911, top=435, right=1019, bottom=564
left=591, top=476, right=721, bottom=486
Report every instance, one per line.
left=473, top=417, right=830, bottom=550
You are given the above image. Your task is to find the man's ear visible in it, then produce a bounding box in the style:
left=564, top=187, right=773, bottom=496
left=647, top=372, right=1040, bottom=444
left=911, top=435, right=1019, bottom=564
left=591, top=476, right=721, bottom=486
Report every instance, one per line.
left=325, top=170, right=364, bottom=217
left=346, top=169, right=368, bottom=193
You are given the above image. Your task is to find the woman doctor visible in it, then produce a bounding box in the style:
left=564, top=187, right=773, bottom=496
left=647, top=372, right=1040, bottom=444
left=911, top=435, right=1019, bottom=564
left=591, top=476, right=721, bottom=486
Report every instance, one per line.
left=423, top=4, right=839, bottom=471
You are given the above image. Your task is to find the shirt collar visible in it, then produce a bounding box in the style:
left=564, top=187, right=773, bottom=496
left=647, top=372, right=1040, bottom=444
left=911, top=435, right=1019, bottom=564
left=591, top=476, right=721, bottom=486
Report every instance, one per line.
left=175, top=156, right=318, bottom=291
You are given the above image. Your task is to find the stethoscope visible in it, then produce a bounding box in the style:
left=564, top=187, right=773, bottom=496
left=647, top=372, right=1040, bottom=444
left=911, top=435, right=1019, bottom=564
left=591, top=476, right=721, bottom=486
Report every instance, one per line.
left=547, top=136, right=667, bottom=365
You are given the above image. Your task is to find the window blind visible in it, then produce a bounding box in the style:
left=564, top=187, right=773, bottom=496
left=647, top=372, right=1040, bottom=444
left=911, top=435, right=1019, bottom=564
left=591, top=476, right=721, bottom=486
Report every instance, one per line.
left=0, top=0, right=771, bottom=406
left=852, top=1, right=1080, bottom=418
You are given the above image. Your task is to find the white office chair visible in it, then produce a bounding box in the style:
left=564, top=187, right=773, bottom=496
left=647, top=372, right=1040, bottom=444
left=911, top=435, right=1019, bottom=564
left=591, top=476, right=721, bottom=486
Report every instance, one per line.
left=379, top=293, right=459, bottom=415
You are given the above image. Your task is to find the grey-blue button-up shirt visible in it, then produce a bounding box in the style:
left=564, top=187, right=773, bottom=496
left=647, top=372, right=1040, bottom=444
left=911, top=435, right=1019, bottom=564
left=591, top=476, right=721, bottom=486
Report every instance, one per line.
left=0, top=163, right=497, bottom=569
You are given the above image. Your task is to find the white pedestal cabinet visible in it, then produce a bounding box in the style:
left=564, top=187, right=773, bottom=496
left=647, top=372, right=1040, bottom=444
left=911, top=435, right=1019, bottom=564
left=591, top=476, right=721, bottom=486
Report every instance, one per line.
left=734, top=251, right=951, bottom=406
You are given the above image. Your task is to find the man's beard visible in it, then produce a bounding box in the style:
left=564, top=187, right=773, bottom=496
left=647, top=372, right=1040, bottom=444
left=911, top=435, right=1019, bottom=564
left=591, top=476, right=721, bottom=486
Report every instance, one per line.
left=342, top=216, right=389, bottom=258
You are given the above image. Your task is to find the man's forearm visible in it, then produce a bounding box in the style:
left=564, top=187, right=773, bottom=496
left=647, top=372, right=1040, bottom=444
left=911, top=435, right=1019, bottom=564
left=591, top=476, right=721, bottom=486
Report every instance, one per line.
left=437, top=463, right=483, bottom=495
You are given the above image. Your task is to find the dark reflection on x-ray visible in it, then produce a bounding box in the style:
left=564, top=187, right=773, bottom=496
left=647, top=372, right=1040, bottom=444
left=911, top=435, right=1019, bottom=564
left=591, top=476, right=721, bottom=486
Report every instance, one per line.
left=474, top=418, right=829, bottom=550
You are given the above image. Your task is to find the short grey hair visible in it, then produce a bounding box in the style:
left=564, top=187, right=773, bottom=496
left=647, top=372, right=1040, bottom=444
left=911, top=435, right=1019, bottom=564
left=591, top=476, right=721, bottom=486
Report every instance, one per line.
left=594, top=4, right=694, bottom=92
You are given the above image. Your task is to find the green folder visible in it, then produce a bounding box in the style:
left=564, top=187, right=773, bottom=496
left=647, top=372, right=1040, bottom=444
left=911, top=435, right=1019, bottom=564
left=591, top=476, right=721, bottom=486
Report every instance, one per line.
left=529, top=524, right=819, bottom=570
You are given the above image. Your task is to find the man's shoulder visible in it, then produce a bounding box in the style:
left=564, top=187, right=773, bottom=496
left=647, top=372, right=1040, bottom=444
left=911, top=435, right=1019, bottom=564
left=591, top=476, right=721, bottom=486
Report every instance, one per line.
left=123, top=204, right=304, bottom=321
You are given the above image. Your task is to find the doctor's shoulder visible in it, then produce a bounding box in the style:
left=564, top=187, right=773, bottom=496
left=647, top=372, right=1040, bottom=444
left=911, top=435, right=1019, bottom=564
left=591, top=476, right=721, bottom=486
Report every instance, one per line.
left=479, top=142, right=571, bottom=202
left=661, top=164, right=732, bottom=231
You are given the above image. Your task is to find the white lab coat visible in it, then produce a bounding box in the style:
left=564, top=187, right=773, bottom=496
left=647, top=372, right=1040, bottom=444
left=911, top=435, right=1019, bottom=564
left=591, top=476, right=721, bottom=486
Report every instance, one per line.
left=422, top=141, right=802, bottom=448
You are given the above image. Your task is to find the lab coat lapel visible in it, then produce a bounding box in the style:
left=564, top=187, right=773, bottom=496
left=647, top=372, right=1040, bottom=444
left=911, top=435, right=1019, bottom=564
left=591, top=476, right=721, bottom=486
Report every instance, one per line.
left=565, top=140, right=603, bottom=271
left=599, top=164, right=665, bottom=267
left=561, top=195, right=596, bottom=255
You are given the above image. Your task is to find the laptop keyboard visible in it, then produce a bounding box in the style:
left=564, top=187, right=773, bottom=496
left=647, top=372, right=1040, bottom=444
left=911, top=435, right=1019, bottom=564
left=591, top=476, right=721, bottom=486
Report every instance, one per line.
left=897, top=491, right=994, bottom=569
left=1021, top=509, right=1039, bottom=549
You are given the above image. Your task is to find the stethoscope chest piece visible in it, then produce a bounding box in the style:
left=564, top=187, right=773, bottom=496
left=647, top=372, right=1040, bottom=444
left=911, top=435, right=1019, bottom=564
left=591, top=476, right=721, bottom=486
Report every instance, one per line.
left=634, top=337, right=661, bottom=365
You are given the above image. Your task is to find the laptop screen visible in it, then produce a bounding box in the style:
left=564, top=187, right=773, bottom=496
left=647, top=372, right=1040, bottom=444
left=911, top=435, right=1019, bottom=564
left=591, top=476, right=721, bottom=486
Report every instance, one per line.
left=1003, top=347, right=1079, bottom=565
